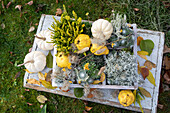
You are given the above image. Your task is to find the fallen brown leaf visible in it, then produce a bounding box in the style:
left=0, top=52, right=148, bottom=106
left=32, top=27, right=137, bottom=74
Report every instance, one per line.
left=56, top=8, right=62, bottom=16
left=144, top=60, right=156, bottom=70
left=46, top=70, right=52, bottom=82
left=85, top=106, right=93, bottom=111
left=15, top=5, right=22, bottom=11
left=6, top=2, right=12, bottom=9
left=1, top=23, right=5, bottom=29
left=9, top=61, right=13, bottom=65
left=164, top=71, right=170, bottom=82
left=134, top=8, right=139, bottom=11
left=26, top=1, right=33, bottom=6
left=25, top=89, right=30, bottom=91
left=163, top=45, right=170, bottom=53
left=163, top=56, right=170, bottom=70
left=29, top=26, right=35, bottom=32
left=56, top=0, right=58, bottom=3
left=27, top=103, right=33, bottom=106
left=157, top=104, right=164, bottom=109
left=15, top=72, right=21, bottom=79
left=137, top=61, right=141, bottom=74
left=141, top=67, right=149, bottom=80
left=2, top=1, right=5, bottom=9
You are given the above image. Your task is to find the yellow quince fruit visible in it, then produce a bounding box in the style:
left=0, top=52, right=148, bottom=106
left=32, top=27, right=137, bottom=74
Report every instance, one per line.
left=74, top=34, right=91, bottom=50
left=56, top=52, right=71, bottom=69
left=118, top=90, right=135, bottom=107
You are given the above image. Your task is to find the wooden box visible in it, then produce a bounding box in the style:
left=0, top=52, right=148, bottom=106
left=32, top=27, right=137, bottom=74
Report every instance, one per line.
left=24, top=14, right=164, bottom=113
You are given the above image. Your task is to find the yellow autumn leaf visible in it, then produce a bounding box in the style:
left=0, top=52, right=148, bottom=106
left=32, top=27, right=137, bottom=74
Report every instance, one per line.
left=84, top=63, right=89, bottom=70
left=40, top=80, right=56, bottom=89
left=38, top=72, right=46, bottom=80
left=138, top=87, right=151, bottom=98
left=138, top=53, right=147, bottom=60
left=100, top=73, right=105, bottom=82
left=111, top=43, right=115, bottom=48
left=137, top=51, right=149, bottom=55
left=27, top=78, right=40, bottom=85
left=69, top=81, right=73, bottom=83
left=24, top=69, right=35, bottom=74
left=37, top=95, right=47, bottom=103
left=147, top=71, right=156, bottom=86
left=93, top=80, right=102, bottom=84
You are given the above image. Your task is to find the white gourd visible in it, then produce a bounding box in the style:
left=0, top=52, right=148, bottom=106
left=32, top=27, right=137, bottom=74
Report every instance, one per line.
left=35, top=30, right=54, bottom=50
left=91, top=19, right=113, bottom=40
left=24, top=51, right=46, bottom=73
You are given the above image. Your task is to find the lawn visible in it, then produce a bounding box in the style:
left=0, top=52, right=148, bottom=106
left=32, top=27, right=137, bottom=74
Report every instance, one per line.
left=0, top=0, right=169, bottom=112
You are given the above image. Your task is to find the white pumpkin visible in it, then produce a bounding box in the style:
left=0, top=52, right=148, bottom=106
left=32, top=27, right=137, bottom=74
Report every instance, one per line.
left=35, top=30, right=54, bottom=50
left=91, top=19, right=113, bottom=40
left=24, top=51, right=46, bottom=73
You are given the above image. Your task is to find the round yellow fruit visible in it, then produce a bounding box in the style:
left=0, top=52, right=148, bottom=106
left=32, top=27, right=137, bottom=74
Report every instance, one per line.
left=90, top=43, right=109, bottom=55
left=74, top=34, right=91, bottom=50
left=56, top=52, right=71, bottom=69
left=118, top=90, right=135, bottom=107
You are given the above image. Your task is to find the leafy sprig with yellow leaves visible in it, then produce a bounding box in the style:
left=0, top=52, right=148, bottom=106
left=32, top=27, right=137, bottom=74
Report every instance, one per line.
left=50, top=5, right=84, bottom=55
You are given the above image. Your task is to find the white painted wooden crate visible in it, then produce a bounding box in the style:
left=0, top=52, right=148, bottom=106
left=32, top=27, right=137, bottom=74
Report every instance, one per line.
left=24, top=14, right=164, bottom=113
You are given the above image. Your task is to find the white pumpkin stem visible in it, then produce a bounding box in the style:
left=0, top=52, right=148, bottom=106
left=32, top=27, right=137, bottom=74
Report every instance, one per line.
left=35, top=35, right=46, bottom=41
left=17, top=60, right=34, bottom=67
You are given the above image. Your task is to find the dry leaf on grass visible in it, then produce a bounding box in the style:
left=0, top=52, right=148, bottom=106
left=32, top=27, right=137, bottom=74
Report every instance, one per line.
left=37, top=95, right=47, bottom=103
left=15, top=72, right=21, bottom=79
left=157, top=104, right=164, bottom=109
left=29, top=26, right=35, bottom=32
left=56, top=8, right=62, bottom=16
left=163, top=45, right=170, bottom=53
left=137, top=36, right=143, bottom=45
left=144, top=60, right=156, bottom=70
left=27, top=102, right=33, bottom=106
left=27, top=78, right=40, bottom=85
left=15, top=5, right=22, bottom=11
left=138, top=53, right=147, bottom=60
left=6, top=2, right=12, bottom=9
left=25, top=89, right=30, bottom=91
left=134, top=8, right=139, bottom=11
left=141, top=67, right=149, bottom=80
left=1, top=23, right=5, bottom=29
left=164, top=71, right=170, bottom=82
left=26, top=1, right=33, bottom=6
left=85, top=106, right=93, bottom=111
left=163, top=56, right=170, bottom=70
left=1, top=1, right=5, bottom=9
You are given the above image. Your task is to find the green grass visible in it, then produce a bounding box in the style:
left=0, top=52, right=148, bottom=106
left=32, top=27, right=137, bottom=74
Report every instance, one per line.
left=0, top=0, right=169, bottom=112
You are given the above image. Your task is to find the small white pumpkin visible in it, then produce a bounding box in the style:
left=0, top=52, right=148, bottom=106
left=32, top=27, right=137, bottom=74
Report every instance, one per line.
left=24, top=51, right=46, bottom=73
left=35, top=30, right=54, bottom=50
left=91, top=19, right=113, bottom=40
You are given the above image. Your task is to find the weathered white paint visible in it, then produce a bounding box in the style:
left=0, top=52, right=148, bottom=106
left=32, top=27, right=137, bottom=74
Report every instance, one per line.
left=24, top=15, right=164, bottom=113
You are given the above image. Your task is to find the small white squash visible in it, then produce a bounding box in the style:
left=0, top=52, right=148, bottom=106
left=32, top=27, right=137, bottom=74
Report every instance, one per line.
left=91, top=19, right=113, bottom=40
left=24, top=51, right=46, bottom=73
left=35, top=30, right=54, bottom=50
